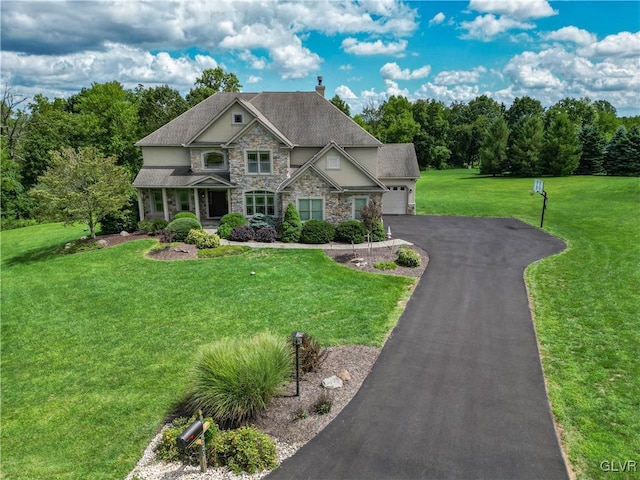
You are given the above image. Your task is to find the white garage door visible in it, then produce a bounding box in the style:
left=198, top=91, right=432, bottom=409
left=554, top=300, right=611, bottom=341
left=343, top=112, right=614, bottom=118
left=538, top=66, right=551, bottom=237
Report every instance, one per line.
left=384, top=186, right=407, bottom=214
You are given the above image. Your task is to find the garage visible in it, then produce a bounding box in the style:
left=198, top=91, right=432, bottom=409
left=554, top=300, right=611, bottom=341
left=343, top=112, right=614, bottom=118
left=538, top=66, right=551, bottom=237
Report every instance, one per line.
left=383, top=185, right=407, bottom=214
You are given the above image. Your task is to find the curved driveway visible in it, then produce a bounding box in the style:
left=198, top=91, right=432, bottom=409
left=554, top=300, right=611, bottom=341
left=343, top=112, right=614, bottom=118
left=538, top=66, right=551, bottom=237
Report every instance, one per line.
left=268, top=216, right=569, bottom=480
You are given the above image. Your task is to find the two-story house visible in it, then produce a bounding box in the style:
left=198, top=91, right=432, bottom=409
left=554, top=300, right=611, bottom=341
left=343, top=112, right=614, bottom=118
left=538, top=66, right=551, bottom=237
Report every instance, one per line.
left=133, top=79, right=419, bottom=225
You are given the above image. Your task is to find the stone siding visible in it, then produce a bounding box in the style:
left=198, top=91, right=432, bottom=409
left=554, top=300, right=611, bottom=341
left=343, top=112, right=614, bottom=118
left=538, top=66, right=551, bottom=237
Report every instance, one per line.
left=227, top=124, right=290, bottom=216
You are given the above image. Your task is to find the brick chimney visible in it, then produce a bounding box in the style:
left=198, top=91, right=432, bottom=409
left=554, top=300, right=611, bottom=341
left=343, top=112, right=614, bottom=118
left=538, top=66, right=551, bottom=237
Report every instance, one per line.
left=315, top=76, right=325, bottom=97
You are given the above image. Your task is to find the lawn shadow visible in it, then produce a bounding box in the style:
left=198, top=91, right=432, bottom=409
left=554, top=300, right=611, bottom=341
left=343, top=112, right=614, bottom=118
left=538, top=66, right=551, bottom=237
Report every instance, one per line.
left=2, top=243, right=63, bottom=267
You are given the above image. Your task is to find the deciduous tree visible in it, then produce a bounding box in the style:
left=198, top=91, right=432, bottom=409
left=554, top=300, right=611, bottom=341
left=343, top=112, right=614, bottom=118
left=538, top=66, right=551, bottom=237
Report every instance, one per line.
left=186, top=67, right=242, bottom=106
left=30, top=147, right=131, bottom=238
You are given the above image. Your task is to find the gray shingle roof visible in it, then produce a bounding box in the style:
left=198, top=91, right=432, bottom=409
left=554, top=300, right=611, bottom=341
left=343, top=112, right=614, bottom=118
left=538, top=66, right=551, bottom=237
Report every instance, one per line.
left=377, top=144, right=420, bottom=178
left=135, top=91, right=381, bottom=147
left=132, top=167, right=233, bottom=187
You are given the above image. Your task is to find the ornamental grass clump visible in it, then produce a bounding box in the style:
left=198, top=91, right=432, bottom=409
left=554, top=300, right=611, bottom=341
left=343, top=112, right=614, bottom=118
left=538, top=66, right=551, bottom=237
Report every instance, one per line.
left=185, top=333, right=293, bottom=428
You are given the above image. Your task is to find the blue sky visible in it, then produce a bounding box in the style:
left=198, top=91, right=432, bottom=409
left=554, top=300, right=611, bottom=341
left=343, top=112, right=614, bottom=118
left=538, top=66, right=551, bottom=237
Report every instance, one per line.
left=2, top=1, right=639, bottom=115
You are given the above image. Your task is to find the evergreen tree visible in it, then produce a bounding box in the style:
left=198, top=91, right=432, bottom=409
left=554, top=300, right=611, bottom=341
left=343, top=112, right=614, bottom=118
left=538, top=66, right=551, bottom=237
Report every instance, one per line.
left=479, top=116, right=509, bottom=176
left=603, top=126, right=639, bottom=176
left=541, top=111, right=581, bottom=176
left=577, top=124, right=605, bottom=174
left=508, top=116, right=543, bottom=177
left=279, top=203, right=303, bottom=243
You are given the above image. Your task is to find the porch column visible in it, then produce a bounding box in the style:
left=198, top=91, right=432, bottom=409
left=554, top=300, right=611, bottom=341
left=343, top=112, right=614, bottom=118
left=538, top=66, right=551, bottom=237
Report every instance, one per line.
left=137, top=189, right=145, bottom=221
left=162, top=188, right=169, bottom=221
left=194, top=188, right=201, bottom=220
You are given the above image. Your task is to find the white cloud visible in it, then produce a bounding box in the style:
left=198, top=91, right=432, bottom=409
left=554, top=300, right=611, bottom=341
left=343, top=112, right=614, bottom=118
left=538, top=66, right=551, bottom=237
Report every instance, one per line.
left=339, top=64, right=353, bottom=71
left=380, top=62, right=431, bottom=80
left=503, top=46, right=640, bottom=110
left=335, top=84, right=357, bottom=99
left=237, top=50, right=267, bottom=70
left=430, top=12, right=446, bottom=25
left=246, top=75, right=262, bottom=84
left=384, top=79, right=409, bottom=97
left=0, top=43, right=218, bottom=96
left=467, top=0, right=557, bottom=20
left=342, top=38, right=408, bottom=56
left=545, top=26, right=596, bottom=46
left=578, top=31, right=640, bottom=58
left=460, top=14, right=535, bottom=41
left=415, top=83, right=482, bottom=105
left=434, top=66, right=487, bottom=85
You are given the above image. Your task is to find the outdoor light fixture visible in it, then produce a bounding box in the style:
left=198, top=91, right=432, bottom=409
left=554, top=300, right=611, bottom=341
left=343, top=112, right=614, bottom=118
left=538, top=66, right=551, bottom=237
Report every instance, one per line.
left=291, top=332, right=305, bottom=396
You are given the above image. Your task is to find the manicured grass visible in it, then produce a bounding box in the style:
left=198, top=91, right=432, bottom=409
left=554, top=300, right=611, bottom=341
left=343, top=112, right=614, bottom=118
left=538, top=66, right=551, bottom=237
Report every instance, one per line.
left=0, top=224, right=413, bottom=479
left=417, top=169, right=639, bottom=480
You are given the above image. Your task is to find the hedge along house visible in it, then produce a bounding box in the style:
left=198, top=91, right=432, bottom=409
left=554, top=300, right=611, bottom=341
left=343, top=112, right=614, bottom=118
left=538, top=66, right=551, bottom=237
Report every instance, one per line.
left=133, top=79, right=419, bottom=225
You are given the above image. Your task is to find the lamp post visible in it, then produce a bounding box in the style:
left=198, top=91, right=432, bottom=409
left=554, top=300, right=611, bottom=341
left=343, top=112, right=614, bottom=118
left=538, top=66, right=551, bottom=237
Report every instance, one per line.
left=291, top=332, right=304, bottom=396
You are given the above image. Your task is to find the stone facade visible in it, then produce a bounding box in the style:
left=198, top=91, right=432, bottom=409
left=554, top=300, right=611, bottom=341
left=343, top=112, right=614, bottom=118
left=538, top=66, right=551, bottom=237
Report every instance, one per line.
left=227, top=124, right=290, bottom=216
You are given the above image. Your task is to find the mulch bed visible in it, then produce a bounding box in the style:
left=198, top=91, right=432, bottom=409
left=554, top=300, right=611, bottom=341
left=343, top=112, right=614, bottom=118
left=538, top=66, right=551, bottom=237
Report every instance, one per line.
left=91, top=233, right=428, bottom=276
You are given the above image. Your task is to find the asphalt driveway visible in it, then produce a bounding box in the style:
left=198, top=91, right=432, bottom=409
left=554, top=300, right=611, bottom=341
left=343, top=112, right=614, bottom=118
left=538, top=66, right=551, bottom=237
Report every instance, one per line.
left=268, top=216, right=569, bottom=480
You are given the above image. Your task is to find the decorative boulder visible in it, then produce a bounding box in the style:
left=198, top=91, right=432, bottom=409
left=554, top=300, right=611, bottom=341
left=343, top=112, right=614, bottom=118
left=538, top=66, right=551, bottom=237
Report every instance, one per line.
left=322, top=375, right=343, bottom=389
left=338, top=369, right=351, bottom=382
left=120, top=231, right=130, bottom=237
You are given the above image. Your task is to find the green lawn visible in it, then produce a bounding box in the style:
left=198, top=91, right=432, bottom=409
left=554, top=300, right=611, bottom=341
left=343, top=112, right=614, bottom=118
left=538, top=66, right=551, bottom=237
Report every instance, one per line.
left=416, top=169, right=639, bottom=480
left=0, top=225, right=414, bottom=479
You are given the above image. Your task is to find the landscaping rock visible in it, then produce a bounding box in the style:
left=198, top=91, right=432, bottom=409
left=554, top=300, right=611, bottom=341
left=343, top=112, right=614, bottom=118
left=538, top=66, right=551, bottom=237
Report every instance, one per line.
left=97, top=239, right=109, bottom=247
left=322, top=375, right=343, bottom=389
left=120, top=231, right=130, bottom=236
left=338, top=369, right=351, bottom=382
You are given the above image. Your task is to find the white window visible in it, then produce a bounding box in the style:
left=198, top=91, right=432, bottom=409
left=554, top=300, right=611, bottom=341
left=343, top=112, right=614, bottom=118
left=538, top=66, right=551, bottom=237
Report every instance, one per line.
left=203, top=151, right=226, bottom=170
left=232, top=112, right=244, bottom=124
left=246, top=191, right=275, bottom=216
left=353, top=197, right=368, bottom=220
left=327, top=155, right=341, bottom=170
left=247, top=151, right=271, bottom=174
left=151, top=189, right=164, bottom=213
left=299, top=198, right=323, bottom=221
left=176, top=190, right=191, bottom=212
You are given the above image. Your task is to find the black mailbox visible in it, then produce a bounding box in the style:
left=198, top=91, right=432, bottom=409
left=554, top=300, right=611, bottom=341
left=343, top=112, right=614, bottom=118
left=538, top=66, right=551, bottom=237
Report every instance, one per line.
left=177, top=419, right=204, bottom=450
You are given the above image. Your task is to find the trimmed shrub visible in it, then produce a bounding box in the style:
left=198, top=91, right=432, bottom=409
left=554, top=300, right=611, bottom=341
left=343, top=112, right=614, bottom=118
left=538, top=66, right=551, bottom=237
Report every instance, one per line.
left=137, top=219, right=154, bottom=233
left=279, top=203, right=302, bottom=243
left=335, top=220, right=367, bottom=244
left=254, top=227, right=278, bottom=243
left=174, top=211, right=197, bottom=220
left=248, top=213, right=276, bottom=230
left=212, top=426, right=278, bottom=474
left=374, top=261, right=397, bottom=270
left=185, top=332, right=293, bottom=427
left=228, top=225, right=255, bottom=242
left=300, top=219, right=335, bottom=244
left=166, top=217, right=202, bottom=241
left=220, top=213, right=247, bottom=228
left=371, top=220, right=386, bottom=242
left=397, top=247, right=421, bottom=267
left=185, top=229, right=220, bottom=249
left=152, top=218, right=169, bottom=234
left=156, top=416, right=217, bottom=462
left=299, top=334, right=328, bottom=374
left=216, top=223, right=233, bottom=239
left=198, top=245, right=251, bottom=258
left=218, top=213, right=247, bottom=239
left=100, top=210, right=138, bottom=234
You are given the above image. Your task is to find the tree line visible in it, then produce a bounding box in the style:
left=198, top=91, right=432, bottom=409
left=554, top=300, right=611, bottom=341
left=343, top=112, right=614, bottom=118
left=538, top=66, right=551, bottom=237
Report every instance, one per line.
left=2, top=67, right=639, bottom=224
left=343, top=94, right=640, bottom=178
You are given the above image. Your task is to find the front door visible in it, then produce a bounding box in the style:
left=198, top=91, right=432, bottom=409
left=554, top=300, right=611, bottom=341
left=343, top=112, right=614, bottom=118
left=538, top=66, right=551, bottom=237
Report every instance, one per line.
left=207, top=190, right=229, bottom=218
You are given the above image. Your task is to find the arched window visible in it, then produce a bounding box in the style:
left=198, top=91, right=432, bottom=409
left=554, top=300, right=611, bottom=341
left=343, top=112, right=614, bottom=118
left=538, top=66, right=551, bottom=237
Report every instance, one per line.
left=245, top=190, right=275, bottom=216
left=203, top=151, right=226, bottom=170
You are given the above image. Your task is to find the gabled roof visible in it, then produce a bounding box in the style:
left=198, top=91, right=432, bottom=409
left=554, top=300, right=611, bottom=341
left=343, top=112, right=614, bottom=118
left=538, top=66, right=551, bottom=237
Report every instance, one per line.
left=279, top=142, right=387, bottom=192
left=136, top=93, right=258, bottom=147
left=136, top=91, right=381, bottom=147
left=378, top=143, right=420, bottom=178
left=133, top=167, right=236, bottom=188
